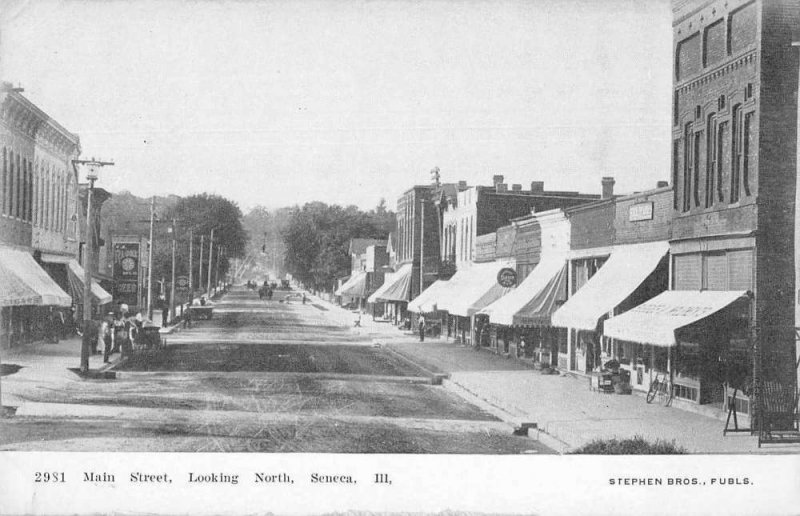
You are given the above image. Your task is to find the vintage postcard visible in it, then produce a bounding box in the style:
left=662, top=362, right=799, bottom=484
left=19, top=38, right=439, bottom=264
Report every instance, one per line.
left=0, top=0, right=798, bottom=514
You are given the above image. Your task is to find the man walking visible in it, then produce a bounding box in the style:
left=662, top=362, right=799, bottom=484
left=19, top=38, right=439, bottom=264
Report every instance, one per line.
left=418, top=315, right=426, bottom=342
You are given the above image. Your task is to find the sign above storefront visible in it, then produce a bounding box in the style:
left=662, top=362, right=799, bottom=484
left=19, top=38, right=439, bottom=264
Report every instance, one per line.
left=496, top=268, right=517, bottom=288
left=629, top=202, right=654, bottom=222
left=175, top=275, right=190, bottom=292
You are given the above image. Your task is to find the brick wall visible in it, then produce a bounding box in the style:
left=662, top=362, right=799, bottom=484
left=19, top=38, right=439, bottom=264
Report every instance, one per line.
left=568, top=202, right=615, bottom=250
left=672, top=0, right=799, bottom=388
left=614, top=189, right=673, bottom=245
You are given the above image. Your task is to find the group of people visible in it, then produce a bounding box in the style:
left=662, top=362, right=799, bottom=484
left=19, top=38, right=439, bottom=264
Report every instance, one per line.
left=44, top=306, right=77, bottom=343
left=92, top=303, right=145, bottom=363
left=258, top=281, right=274, bottom=300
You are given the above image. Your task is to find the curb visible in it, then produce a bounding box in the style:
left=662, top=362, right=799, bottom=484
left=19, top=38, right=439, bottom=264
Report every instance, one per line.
left=111, top=370, right=436, bottom=385
left=381, top=344, right=449, bottom=385
left=442, top=378, right=572, bottom=454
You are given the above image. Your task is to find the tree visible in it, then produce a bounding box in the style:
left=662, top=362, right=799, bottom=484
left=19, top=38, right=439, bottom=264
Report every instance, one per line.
left=279, top=201, right=395, bottom=292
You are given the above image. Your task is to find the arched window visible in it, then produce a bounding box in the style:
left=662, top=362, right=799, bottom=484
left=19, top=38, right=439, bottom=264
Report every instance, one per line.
left=682, top=122, right=693, bottom=212
left=705, top=113, right=716, bottom=208
left=731, top=104, right=742, bottom=203
left=1, top=147, right=7, bottom=216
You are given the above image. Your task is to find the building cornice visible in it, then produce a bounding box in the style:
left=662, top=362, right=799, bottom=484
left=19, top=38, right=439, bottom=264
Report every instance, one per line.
left=1, top=89, right=81, bottom=157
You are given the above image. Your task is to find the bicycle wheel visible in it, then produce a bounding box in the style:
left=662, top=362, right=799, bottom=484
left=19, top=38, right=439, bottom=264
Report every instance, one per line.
left=646, top=379, right=659, bottom=403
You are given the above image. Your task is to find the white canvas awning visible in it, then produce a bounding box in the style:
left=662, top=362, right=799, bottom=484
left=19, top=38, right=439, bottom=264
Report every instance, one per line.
left=552, top=241, right=669, bottom=330
left=603, top=290, right=749, bottom=347
left=437, top=261, right=515, bottom=317
left=335, top=271, right=368, bottom=297
left=407, top=278, right=452, bottom=313
left=0, top=246, right=71, bottom=307
left=367, top=263, right=412, bottom=303
left=481, top=254, right=567, bottom=326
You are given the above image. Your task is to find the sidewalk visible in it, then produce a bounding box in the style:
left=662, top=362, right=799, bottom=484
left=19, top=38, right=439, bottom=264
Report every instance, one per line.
left=305, top=293, right=800, bottom=453
left=380, top=338, right=800, bottom=454
left=0, top=336, right=116, bottom=408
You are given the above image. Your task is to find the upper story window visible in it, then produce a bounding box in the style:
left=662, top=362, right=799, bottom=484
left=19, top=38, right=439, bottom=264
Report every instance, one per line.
left=705, top=113, right=717, bottom=208
left=682, top=122, right=694, bottom=212
left=731, top=105, right=742, bottom=204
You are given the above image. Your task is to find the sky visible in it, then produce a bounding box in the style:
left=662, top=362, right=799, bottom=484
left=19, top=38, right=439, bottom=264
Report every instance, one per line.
left=1, top=0, right=673, bottom=213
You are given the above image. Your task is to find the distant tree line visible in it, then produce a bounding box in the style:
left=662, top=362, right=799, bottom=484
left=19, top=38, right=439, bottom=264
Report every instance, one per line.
left=242, top=200, right=394, bottom=292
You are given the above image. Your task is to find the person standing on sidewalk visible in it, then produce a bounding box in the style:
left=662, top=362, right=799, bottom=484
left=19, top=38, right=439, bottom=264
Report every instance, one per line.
left=418, top=315, right=426, bottom=342
left=101, top=313, right=114, bottom=363
left=183, top=305, right=192, bottom=329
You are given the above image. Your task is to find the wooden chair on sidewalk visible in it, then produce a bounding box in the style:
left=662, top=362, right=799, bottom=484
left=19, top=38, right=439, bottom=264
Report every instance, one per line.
left=758, top=380, right=800, bottom=447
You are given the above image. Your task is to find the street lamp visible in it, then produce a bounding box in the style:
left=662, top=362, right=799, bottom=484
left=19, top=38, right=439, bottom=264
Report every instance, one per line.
left=73, top=158, right=114, bottom=375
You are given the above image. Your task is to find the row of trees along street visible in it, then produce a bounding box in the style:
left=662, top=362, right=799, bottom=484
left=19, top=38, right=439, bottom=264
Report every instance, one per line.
left=102, top=192, right=248, bottom=292
left=242, top=200, right=394, bottom=292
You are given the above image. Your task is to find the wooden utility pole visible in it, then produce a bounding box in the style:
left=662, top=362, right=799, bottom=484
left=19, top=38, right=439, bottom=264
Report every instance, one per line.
left=206, top=228, right=215, bottom=295
left=74, top=158, right=114, bottom=374
left=146, top=197, right=156, bottom=320
left=188, top=228, right=193, bottom=304
left=198, top=234, right=205, bottom=296
left=169, top=218, right=177, bottom=326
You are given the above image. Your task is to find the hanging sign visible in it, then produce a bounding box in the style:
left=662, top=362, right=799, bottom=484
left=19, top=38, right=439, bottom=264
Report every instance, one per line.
left=113, top=242, right=140, bottom=307
left=175, top=275, right=190, bottom=292
left=497, top=268, right=518, bottom=288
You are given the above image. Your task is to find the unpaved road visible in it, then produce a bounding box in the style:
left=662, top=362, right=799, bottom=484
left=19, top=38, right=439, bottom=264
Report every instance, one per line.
left=1, top=287, right=551, bottom=453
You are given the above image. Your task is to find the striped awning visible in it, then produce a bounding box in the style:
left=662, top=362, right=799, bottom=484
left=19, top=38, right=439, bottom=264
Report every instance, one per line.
left=67, top=260, right=113, bottom=305
left=0, top=246, right=71, bottom=307
left=480, top=254, right=567, bottom=327
left=552, top=241, right=669, bottom=331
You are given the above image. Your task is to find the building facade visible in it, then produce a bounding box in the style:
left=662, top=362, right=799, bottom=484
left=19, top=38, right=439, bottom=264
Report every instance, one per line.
left=670, top=0, right=798, bottom=404
left=0, top=84, right=81, bottom=347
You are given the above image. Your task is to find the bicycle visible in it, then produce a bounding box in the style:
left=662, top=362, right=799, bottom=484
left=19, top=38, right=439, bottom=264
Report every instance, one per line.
left=646, top=371, right=674, bottom=406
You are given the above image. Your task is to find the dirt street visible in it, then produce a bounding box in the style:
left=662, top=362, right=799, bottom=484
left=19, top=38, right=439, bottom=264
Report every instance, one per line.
left=0, top=288, right=551, bottom=453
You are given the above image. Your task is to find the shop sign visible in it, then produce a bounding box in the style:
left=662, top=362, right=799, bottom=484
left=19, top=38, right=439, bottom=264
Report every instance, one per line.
left=629, top=202, right=654, bottom=222
left=113, top=242, right=140, bottom=307
left=175, top=275, right=190, bottom=292
left=496, top=268, right=517, bottom=288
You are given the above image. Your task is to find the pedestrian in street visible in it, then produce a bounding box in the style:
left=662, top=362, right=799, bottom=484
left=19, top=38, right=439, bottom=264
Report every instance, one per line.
left=183, top=305, right=192, bottom=328
left=418, top=315, right=426, bottom=342
left=302, top=293, right=307, bottom=304
left=162, top=304, right=169, bottom=328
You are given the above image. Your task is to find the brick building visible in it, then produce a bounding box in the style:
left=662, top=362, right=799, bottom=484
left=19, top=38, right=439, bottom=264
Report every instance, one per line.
left=605, top=0, right=798, bottom=417
left=440, top=175, right=600, bottom=270
left=0, top=85, right=83, bottom=347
